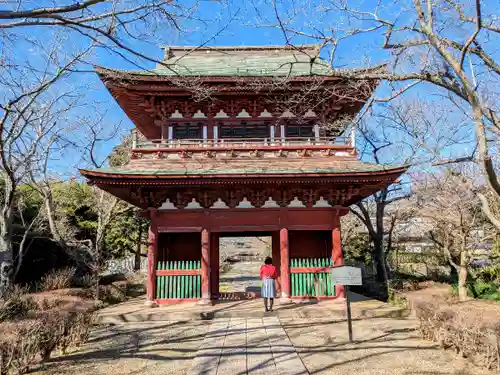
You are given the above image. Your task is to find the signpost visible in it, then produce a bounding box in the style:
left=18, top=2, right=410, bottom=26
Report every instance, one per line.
left=331, top=265, right=362, bottom=342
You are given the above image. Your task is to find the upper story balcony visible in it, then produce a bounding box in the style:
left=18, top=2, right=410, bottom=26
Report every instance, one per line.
left=134, top=136, right=352, bottom=149
left=131, top=122, right=357, bottom=158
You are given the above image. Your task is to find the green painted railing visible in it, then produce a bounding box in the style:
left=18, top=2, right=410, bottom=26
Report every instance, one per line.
left=290, top=258, right=335, bottom=297
left=156, top=261, right=201, bottom=299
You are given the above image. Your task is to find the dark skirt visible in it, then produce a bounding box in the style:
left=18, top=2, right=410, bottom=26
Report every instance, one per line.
left=261, top=278, right=276, bottom=298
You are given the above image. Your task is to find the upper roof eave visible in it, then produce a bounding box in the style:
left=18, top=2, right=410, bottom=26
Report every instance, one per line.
left=94, top=64, right=387, bottom=82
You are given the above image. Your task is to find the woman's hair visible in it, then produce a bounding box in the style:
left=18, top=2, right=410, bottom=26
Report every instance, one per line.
left=264, top=257, right=273, bottom=265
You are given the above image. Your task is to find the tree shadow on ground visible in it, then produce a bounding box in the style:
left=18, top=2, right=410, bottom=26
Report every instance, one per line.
left=36, top=316, right=449, bottom=375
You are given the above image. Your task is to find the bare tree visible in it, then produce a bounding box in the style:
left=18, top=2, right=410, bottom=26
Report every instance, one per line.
left=0, top=0, right=230, bottom=294
left=413, top=168, right=492, bottom=300
left=263, top=0, right=500, bottom=228
left=0, top=36, right=94, bottom=294
left=0, top=1, right=212, bottom=70
left=345, top=99, right=467, bottom=288
left=36, top=119, right=133, bottom=301
left=79, top=120, right=136, bottom=300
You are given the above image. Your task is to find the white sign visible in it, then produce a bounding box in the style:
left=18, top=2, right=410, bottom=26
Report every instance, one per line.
left=331, top=266, right=362, bottom=286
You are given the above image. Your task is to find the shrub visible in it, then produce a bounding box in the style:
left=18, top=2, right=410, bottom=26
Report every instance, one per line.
left=39, top=268, right=76, bottom=291
left=71, top=273, right=93, bottom=289
left=388, top=289, right=409, bottom=308
left=469, top=280, right=499, bottom=298
left=99, top=284, right=126, bottom=305
left=68, top=288, right=94, bottom=300
left=474, top=265, right=500, bottom=283
left=99, top=273, right=127, bottom=286
left=0, top=283, right=96, bottom=374
left=0, top=310, right=95, bottom=374
left=452, top=279, right=500, bottom=301
left=414, top=299, right=500, bottom=370
left=0, top=320, right=43, bottom=375
left=0, top=286, right=37, bottom=323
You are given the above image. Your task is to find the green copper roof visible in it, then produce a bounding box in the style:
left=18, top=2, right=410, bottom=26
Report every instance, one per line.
left=153, top=46, right=334, bottom=77
left=96, top=45, right=387, bottom=79
left=81, top=163, right=406, bottom=177
left=97, top=45, right=346, bottom=78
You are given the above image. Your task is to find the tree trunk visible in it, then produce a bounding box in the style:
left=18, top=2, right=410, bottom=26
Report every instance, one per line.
left=458, top=266, right=468, bottom=301
left=374, top=237, right=388, bottom=282
left=0, top=258, right=13, bottom=297
left=373, top=237, right=389, bottom=300
left=93, top=233, right=104, bottom=302
left=134, top=223, right=143, bottom=271
left=457, top=249, right=469, bottom=301
left=45, top=192, right=62, bottom=242
left=0, top=210, right=14, bottom=296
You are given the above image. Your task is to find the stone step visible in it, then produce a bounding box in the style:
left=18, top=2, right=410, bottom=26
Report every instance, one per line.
left=97, top=302, right=408, bottom=324
left=96, top=292, right=410, bottom=325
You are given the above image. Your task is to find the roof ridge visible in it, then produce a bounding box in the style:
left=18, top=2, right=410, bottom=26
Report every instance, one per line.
left=159, top=44, right=321, bottom=51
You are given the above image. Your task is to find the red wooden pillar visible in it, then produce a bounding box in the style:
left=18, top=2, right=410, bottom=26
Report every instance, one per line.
left=199, top=229, right=212, bottom=304
left=332, top=215, right=345, bottom=299
left=146, top=208, right=158, bottom=306
left=280, top=228, right=292, bottom=301
left=272, top=231, right=281, bottom=295
left=210, top=232, right=220, bottom=299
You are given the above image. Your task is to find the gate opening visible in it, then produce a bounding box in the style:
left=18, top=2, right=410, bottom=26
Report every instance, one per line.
left=218, top=232, right=273, bottom=300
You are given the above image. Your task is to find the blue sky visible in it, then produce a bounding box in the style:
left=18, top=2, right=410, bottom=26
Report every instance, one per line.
left=83, top=0, right=471, bottom=167
left=1, top=0, right=483, bottom=179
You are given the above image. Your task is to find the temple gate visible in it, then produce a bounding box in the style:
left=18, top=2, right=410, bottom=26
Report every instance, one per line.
left=81, top=45, right=407, bottom=306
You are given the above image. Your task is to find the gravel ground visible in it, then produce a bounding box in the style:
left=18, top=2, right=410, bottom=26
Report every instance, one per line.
left=32, top=321, right=208, bottom=375
left=281, top=317, right=494, bottom=375
left=31, top=317, right=497, bottom=375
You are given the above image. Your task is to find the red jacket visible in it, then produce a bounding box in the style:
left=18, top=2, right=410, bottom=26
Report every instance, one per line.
left=260, top=264, right=278, bottom=280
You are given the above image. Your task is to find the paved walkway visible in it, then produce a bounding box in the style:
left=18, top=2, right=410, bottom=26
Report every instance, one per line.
left=33, top=317, right=491, bottom=375
left=187, top=317, right=307, bottom=375
left=219, top=261, right=261, bottom=294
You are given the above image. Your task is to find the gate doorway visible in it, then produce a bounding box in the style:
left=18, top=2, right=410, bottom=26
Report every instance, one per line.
left=216, top=232, right=274, bottom=301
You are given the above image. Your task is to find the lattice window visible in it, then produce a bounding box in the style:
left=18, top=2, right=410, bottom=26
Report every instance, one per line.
left=286, top=124, right=314, bottom=138
left=173, top=123, right=202, bottom=139
left=219, top=123, right=270, bottom=138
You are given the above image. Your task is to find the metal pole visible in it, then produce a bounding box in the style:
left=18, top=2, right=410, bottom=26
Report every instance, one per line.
left=346, top=285, right=353, bottom=341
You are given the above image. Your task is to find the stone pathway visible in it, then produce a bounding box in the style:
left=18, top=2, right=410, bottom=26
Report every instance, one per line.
left=219, top=261, right=261, bottom=294
left=32, top=317, right=491, bottom=375
left=187, top=317, right=308, bottom=375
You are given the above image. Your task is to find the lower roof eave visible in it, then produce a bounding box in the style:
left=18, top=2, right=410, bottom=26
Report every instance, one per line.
left=79, top=166, right=408, bottom=183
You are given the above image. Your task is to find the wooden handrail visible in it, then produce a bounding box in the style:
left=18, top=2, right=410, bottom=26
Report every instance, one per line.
left=135, top=137, right=351, bottom=149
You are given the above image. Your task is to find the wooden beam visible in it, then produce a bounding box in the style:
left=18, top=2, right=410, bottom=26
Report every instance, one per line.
left=290, top=267, right=331, bottom=273
left=199, top=229, right=212, bottom=304
left=280, top=228, right=291, bottom=301
left=155, top=269, right=201, bottom=276
left=332, top=214, right=345, bottom=299
left=146, top=208, right=158, bottom=305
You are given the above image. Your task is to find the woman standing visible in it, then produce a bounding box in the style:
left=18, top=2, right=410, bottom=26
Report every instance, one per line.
left=260, top=257, right=278, bottom=312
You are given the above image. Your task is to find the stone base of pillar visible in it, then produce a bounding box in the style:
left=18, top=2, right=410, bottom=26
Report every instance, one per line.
left=335, top=285, right=345, bottom=299
left=197, top=298, right=213, bottom=306
left=144, top=300, right=158, bottom=308
left=279, top=295, right=293, bottom=304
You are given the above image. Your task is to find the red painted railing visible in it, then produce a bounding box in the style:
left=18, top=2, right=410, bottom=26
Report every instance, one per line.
left=134, top=136, right=351, bottom=150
